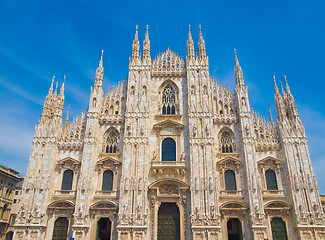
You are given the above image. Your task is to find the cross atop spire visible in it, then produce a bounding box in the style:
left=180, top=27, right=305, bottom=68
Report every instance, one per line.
left=198, top=24, right=206, bottom=59
left=187, top=25, right=195, bottom=61
left=143, top=25, right=151, bottom=61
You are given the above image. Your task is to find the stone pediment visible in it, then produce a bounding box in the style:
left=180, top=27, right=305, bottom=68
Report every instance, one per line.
left=96, top=156, right=121, bottom=172
left=217, top=156, right=241, bottom=166
left=258, top=156, right=281, bottom=165
left=264, top=200, right=291, bottom=210
left=220, top=201, right=247, bottom=210
left=90, top=201, right=118, bottom=210
left=48, top=200, right=75, bottom=210
left=153, top=119, right=184, bottom=130
left=57, top=157, right=80, bottom=172
left=57, top=157, right=80, bottom=166
left=149, top=178, right=188, bottom=190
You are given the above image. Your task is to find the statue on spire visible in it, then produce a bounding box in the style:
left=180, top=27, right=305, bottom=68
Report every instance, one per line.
left=143, top=25, right=151, bottom=62
left=94, top=50, right=104, bottom=88
left=198, top=25, right=206, bottom=59
left=234, top=49, right=244, bottom=86
left=187, top=25, right=195, bottom=61
left=131, top=25, right=140, bottom=60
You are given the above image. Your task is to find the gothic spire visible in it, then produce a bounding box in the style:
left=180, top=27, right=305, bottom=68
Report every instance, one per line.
left=53, top=81, right=58, bottom=96
left=280, top=81, right=285, bottom=96
left=142, top=25, right=151, bottom=61
left=234, top=49, right=244, bottom=86
left=131, top=25, right=140, bottom=60
left=48, top=76, right=55, bottom=95
left=268, top=104, right=274, bottom=124
left=59, top=75, right=65, bottom=96
left=187, top=25, right=195, bottom=61
left=198, top=24, right=206, bottom=59
left=64, top=105, right=70, bottom=126
left=95, top=50, right=104, bottom=88
left=284, top=75, right=291, bottom=95
left=273, top=75, right=279, bottom=95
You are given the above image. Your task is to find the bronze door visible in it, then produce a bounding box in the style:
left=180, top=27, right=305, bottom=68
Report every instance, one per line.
left=158, top=203, right=180, bottom=240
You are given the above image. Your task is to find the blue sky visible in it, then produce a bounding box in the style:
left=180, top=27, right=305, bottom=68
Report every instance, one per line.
left=0, top=0, right=325, bottom=191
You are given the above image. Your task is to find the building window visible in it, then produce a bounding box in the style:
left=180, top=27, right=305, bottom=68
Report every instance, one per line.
left=61, top=170, right=73, bottom=191
left=220, top=131, right=235, bottom=153
left=13, top=199, right=17, bottom=203
left=15, top=191, right=18, bottom=195
left=105, top=130, right=119, bottom=153
left=11, top=215, right=16, bottom=225
left=102, top=170, right=113, bottom=191
left=162, top=138, right=176, bottom=161
left=1, top=203, right=8, bottom=219
left=265, top=169, right=278, bottom=190
left=225, top=170, right=237, bottom=191
left=162, top=85, right=176, bottom=114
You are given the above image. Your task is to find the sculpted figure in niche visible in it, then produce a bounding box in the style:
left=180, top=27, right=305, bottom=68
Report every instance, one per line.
left=180, top=152, right=185, bottom=161
left=193, top=124, right=198, bottom=137
left=152, top=151, right=156, bottom=161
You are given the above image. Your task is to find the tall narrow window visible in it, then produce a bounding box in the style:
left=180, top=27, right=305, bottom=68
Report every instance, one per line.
left=265, top=169, right=278, bottom=190
left=52, top=217, right=69, bottom=240
left=162, top=85, right=176, bottom=114
left=102, top=170, right=113, bottom=191
left=220, top=131, right=235, bottom=153
left=1, top=204, right=8, bottom=219
left=61, top=170, right=73, bottom=191
left=105, top=130, right=119, bottom=153
left=162, top=138, right=176, bottom=161
left=225, top=170, right=237, bottom=191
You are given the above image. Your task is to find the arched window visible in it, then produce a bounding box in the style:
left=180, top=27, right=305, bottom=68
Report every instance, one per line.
left=265, top=169, right=278, bottom=190
left=220, top=131, right=235, bottom=153
left=102, top=170, right=113, bottom=191
left=225, top=170, right=237, bottom=191
left=52, top=217, right=69, bottom=240
left=105, top=130, right=119, bottom=153
left=271, top=218, right=288, bottom=240
left=162, top=85, right=176, bottom=114
left=162, top=138, right=176, bottom=161
left=61, top=170, right=73, bottom=191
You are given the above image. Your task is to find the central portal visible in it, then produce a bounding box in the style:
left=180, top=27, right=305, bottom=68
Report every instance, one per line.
left=96, top=218, right=111, bottom=240
left=158, top=203, right=180, bottom=240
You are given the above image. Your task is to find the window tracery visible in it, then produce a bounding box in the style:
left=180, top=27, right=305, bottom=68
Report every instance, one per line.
left=162, top=85, right=176, bottom=115
left=104, top=130, right=119, bottom=153
left=220, top=131, right=235, bottom=153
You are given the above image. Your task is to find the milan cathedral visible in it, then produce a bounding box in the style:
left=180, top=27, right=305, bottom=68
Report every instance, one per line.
left=13, top=25, right=325, bottom=240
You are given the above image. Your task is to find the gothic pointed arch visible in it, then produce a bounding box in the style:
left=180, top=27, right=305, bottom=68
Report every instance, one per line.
left=159, top=80, right=179, bottom=115
left=218, top=127, right=236, bottom=153
left=103, top=127, right=120, bottom=153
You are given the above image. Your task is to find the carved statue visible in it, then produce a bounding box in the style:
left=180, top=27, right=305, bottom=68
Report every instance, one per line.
left=152, top=151, right=156, bottom=161
left=180, top=152, right=185, bottom=161
left=193, top=124, right=198, bottom=137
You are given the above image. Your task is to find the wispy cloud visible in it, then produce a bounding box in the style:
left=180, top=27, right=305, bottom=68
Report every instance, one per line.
left=0, top=77, right=43, bottom=105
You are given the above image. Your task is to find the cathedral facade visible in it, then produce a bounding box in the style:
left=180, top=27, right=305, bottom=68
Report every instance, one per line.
left=13, top=25, right=325, bottom=240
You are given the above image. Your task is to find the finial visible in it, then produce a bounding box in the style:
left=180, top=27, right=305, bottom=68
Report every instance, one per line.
left=48, top=76, right=55, bottom=94
left=234, top=49, right=239, bottom=66
left=101, top=49, right=104, bottom=57
left=188, top=24, right=191, bottom=31
left=63, top=75, right=66, bottom=83
left=146, top=25, right=148, bottom=31
left=136, top=25, right=138, bottom=31
left=52, top=76, right=55, bottom=84
left=272, top=75, right=276, bottom=84
left=199, top=24, right=201, bottom=31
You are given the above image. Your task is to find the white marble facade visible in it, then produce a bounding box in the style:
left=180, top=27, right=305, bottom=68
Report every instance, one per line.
left=13, top=25, right=325, bottom=240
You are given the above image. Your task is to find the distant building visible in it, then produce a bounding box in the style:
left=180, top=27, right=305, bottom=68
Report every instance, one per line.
left=4, top=179, right=23, bottom=240
left=13, top=26, right=325, bottom=239
left=0, top=166, right=22, bottom=240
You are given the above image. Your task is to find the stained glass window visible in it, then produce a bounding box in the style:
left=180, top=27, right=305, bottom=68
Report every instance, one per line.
left=105, top=130, right=119, bottom=153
